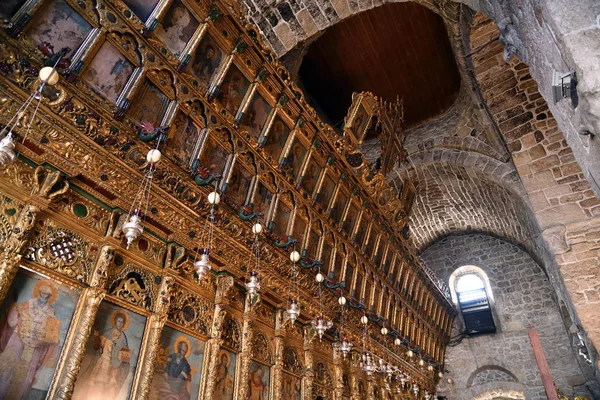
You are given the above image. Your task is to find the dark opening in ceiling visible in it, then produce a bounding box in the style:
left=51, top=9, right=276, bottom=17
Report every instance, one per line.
left=298, top=2, right=461, bottom=130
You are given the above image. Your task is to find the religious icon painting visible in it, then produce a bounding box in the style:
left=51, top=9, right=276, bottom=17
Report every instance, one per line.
left=247, top=360, right=270, bottom=400
left=241, top=91, right=272, bottom=140
left=127, top=79, right=171, bottom=126
left=299, top=157, right=322, bottom=196
left=284, top=137, right=307, bottom=180
left=2, top=0, right=27, bottom=20
left=350, top=104, right=369, bottom=141
left=272, top=200, right=291, bottom=238
left=0, top=270, right=80, bottom=400
left=149, top=325, right=206, bottom=400
left=331, top=190, right=348, bottom=224
left=189, top=34, right=224, bottom=89
left=154, top=0, right=199, bottom=57
left=252, top=181, right=274, bottom=221
left=366, top=229, right=379, bottom=259
left=316, top=174, right=336, bottom=213
left=281, top=372, right=301, bottom=400
left=354, top=216, right=369, bottom=247
left=165, top=112, right=202, bottom=166
left=81, top=41, right=135, bottom=103
left=261, top=116, right=290, bottom=164
left=197, top=135, right=231, bottom=177
left=224, top=162, right=253, bottom=209
left=344, top=263, right=354, bottom=293
left=213, top=349, right=236, bottom=400
left=342, top=201, right=359, bottom=236
left=26, top=0, right=92, bottom=58
left=216, top=65, right=250, bottom=116
left=72, top=301, right=147, bottom=400
left=320, top=241, right=333, bottom=271
left=306, top=228, right=320, bottom=259
left=123, top=0, right=160, bottom=22
left=292, top=215, right=307, bottom=246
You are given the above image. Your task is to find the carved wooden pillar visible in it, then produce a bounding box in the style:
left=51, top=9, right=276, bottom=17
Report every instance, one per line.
left=302, top=326, right=315, bottom=400
left=366, top=375, right=375, bottom=400
left=200, top=275, right=234, bottom=400
left=235, top=293, right=256, bottom=400
left=47, top=244, right=113, bottom=399
left=333, top=347, right=344, bottom=400
left=0, top=166, right=69, bottom=304
left=0, top=204, right=40, bottom=304
left=130, top=274, right=175, bottom=399
left=272, top=309, right=286, bottom=400
left=349, top=366, right=362, bottom=400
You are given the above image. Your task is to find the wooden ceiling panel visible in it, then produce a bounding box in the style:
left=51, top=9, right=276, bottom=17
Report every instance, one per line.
left=299, top=2, right=461, bottom=129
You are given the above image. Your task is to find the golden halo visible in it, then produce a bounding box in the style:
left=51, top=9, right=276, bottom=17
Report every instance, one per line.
left=218, top=349, right=231, bottom=368
left=32, top=280, right=58, bottom=305
left=110, top=309, right=130, bottom=331
left=174, top=335, right=192, bottom=358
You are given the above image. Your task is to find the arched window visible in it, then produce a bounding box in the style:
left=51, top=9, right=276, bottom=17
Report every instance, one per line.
left=450, top=267, right=496, bottom=335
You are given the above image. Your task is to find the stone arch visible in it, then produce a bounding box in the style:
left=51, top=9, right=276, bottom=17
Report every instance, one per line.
left=471, top=388, right=525, bottom=400
left=467, top=365, right=519, bottom=388
left=397, top=162, right=539, bottom=254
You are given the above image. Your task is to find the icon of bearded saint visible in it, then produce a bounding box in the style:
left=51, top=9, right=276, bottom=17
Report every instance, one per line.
left=0, top=280, right=60, bottom=400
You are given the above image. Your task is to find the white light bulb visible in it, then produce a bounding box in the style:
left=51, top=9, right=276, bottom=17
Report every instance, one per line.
left=407, top=350, right=414, bottom=358
left=315, top=272, right=324, bottom=283
left=39, top=66, right=59, bottom=86
left=207, top=191, right=220, bottom=205
left=381, top=327, right=388, bottom=335
left=338, top=296, right=346, bottom=306
left=438, top=372, right=444, bottom=378
left=252, top=223, right=263, bottom=234
left=394, top=338, right=401, bottom=346
left=418, top=359, right=425, bottom=366
left=290, top=250, right=301, bottom=262
left=146, top=149, right=162, bottom=164
left=361, top=315, right=368, bottom=324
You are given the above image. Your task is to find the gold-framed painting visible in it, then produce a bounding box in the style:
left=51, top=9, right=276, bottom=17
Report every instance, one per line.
left=149, top=324, right=206, bottom=400
left=214, top=348, right=236, bottom=399
left=126, top=78, right=172, bottom=125
left=343, top=92, right=378, bottom=145
left=247, top=359, right=270, bottom=400
left=188, top=30, right=227, bottom=90
left=153, top=0, right=201, bottom=58
left=260, top=113, right=293, bottom=165
left=281, top=371, right=301, bottom=400
left=299, top=155, right=323, bottom=198
left=80, top=39, right=139, bottom=104
left=215, top=62, right=251, bottom=117
left=0, top=268, right=81, bottom=400
left=25, top=0, right=94, bottom=59
left=72, top=300, right=147, bottom=400
left=240, top=87, right=274, bottom=141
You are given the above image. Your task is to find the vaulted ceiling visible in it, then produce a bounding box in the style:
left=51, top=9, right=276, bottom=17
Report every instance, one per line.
left=298, top=2, right=461, bottom=129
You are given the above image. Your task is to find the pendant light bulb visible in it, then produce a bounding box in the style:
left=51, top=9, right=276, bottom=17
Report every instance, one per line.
left=39, top=66, right=59, bottom=86
left=394, top=338, right=401, bottom=346
left=207, top=191, right=220, bottom=205
left=381, top=326, right=388, bottom=335
left=252, top=222, right=263, bottom=234
left=146, top=149, right=162, bottom=164
left=338, top=296, right=346, bottom=306
left=290, top=250, right=301, bottom=263
left=315, top=272, right=324, bottom=283
left=361, top=315, right=368, bottom=325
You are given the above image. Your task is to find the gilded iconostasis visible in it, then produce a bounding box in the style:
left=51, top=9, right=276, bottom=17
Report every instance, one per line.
left=0, top=0, right=456, bottom=399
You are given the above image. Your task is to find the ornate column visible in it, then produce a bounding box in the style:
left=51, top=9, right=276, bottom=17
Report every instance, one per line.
left=366, top=375, right=375, bottom=400
left=0, top=204, right=39, bottom=304
left=200, top=275, right=234, bottom=400
left=271, top=310, right=285, bottom=400
left=333, top=347, right=344, bottom=400
left=349, top=366, right=362, bottom=400
left=0, top=166, right=68, bottom=304
left=302, top=326, right=315, bottom=400
left=47, top=244, right=113, bottom=399
left=130, top=274, right=175, bottom=399
left=235, top=293, right=256, bottom=400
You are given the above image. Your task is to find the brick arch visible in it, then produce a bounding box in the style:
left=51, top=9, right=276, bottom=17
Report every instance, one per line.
left=395, top=163, right=538, bottom=253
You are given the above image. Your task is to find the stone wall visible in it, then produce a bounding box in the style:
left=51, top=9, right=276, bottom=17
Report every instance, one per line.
left=421, top=233, right=595, bottom=399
